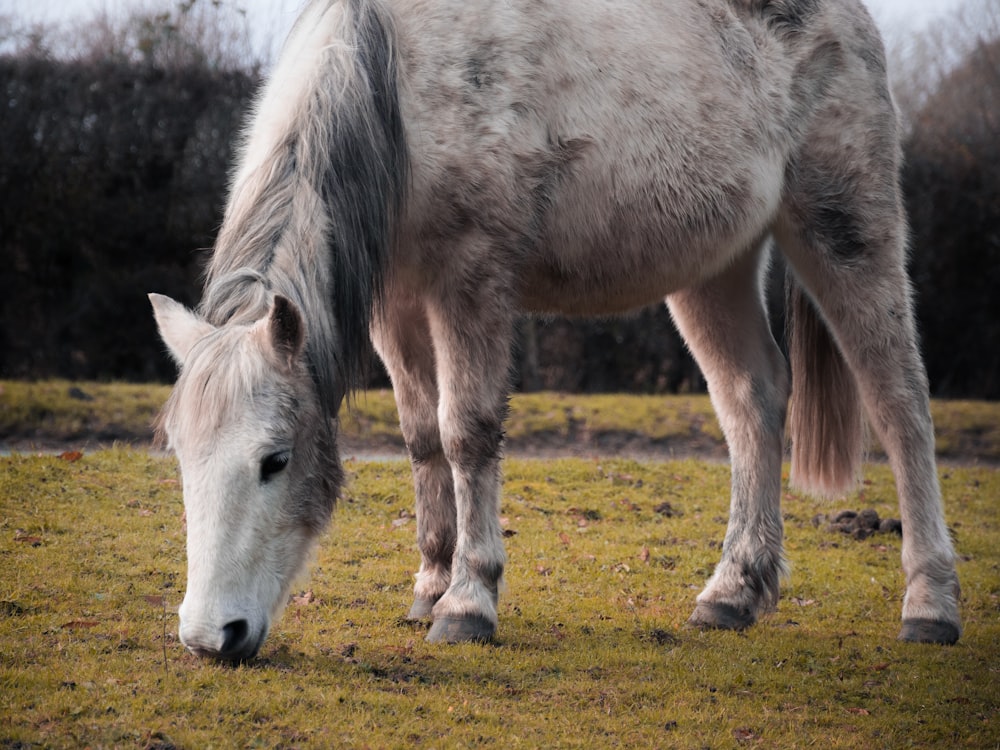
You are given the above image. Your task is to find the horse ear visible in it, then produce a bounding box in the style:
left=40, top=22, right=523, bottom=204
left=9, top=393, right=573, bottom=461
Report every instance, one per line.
left=264, top=295, right=305, bottom=370
left=148, top=293, right=213, bottom=367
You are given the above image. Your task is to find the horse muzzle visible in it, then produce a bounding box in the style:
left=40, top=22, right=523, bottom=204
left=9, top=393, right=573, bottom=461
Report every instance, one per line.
left=179, top=616, right=267, bottom=662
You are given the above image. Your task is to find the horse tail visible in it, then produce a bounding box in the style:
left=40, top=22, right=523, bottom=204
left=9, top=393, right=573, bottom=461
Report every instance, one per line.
left=785, top=275, right=865, bottom=498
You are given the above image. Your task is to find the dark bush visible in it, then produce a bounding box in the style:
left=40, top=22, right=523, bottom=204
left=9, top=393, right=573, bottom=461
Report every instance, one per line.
left=0, top=55, right=257, bottom=381
left=902, top=38, right=1000, bottom=397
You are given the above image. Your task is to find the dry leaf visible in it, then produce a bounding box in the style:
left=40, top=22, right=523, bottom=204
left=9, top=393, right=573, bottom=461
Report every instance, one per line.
left=14, top=529, right=43, bottom=546
left=62, top=620, right=99, bottom=630
left=293, top=590, right=315, bottom=605
left=59, top=450, right=83, bottom=462
left=733, top=727, right=759, bottom=742
left=387, top=639, right=415, bottom=656
left=847, top=707, right=871, bottom=716
left=638, top=546, right=650, bottom=563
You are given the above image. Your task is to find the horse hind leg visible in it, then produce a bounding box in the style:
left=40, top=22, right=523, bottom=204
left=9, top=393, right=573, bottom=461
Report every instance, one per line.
left=667, top=243, right=790, bottom=630
left=371, top=294, right=456, bottom=622
left=774, top=120, right=961, bottom=643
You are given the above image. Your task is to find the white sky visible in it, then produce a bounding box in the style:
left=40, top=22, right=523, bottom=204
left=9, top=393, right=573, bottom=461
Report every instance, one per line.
left=2, top=0, right=974, bottom=47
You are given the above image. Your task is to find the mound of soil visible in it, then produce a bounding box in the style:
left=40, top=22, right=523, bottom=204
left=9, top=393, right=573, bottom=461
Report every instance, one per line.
left=813, top=509, right=903, bottom=540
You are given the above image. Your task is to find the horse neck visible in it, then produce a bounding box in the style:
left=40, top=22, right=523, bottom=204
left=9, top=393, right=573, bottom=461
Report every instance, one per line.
left=203, top=0, right=407, bottom=407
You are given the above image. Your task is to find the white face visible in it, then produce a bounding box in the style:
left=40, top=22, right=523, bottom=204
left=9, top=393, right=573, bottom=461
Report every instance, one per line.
left=150, top=293, right=338, bottom=661
left=172, top=392, right=312, bottom=661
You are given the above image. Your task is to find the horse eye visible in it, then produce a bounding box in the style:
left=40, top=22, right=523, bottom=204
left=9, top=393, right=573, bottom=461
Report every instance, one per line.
left=260, top=451, right=290, bottom=482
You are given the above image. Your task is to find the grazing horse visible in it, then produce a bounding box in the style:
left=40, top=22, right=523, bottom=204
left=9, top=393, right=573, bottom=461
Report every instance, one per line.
left=149, top=0, right=961, bottom=660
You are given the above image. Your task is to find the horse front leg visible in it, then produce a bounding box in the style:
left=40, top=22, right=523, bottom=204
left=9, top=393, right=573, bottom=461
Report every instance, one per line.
left=422, top=287, right=513, bottom=643
left=667, top=245, right=791, bottom=629
left=371, top=295, right=456, bottom=622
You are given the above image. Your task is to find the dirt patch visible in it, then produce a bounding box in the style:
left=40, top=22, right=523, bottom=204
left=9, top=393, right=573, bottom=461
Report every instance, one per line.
left=814, top=509, right=903, bottom=541
left=3, top=429, right=728, bottom=462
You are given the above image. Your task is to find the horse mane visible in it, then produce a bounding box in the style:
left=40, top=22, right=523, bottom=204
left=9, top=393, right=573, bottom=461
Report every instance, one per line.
left=199, top=0, right=407, bottom=414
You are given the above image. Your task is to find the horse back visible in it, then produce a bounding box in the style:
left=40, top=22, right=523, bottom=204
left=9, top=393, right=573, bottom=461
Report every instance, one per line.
left=389, top=0, right=891, bottom=313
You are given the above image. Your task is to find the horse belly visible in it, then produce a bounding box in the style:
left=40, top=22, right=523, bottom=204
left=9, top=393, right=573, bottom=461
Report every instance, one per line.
left=517, top=148, right=785, bottom=316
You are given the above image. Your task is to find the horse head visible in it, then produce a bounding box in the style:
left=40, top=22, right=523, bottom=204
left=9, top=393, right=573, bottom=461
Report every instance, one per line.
left=150, top=293, right=340, bottom=661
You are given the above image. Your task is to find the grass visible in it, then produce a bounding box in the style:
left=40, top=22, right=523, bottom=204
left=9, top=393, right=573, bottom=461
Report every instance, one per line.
left=1, top=449, right=998, bottom=748
left=0, top=381, right=170, bottom=446
left=3, top=380, right=1000, bottom=462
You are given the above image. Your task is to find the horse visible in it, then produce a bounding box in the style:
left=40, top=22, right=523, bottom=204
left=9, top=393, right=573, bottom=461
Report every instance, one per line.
left=149, top=0, right=961, bottom=660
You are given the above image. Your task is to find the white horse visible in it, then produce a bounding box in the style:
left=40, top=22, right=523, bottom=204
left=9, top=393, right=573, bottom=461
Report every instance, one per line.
left=150, top=0, right=961, bottom=660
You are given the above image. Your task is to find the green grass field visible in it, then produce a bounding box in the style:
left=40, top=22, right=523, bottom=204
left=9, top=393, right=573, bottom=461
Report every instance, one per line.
left=2, top=443, right=998, bottom=747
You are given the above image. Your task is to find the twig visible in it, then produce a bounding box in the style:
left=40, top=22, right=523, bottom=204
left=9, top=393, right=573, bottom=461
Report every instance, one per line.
left=162, top=585, right=168, bottom=675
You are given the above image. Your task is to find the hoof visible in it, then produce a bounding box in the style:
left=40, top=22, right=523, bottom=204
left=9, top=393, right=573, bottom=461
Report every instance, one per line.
left=687, top=601, right=755, bottom=631
left=899, top=618, right=960, bottom=645
left=426, top=615, right=495, bottom=644
left=407, top=598, right=437, bottom=621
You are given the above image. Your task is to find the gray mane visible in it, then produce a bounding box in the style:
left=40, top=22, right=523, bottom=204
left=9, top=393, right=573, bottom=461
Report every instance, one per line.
left=199, top=0, right=408, bottom=414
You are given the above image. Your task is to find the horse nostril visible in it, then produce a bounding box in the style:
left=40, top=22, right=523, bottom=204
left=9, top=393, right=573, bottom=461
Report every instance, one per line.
left=221, top=619, right=249, bottom=656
